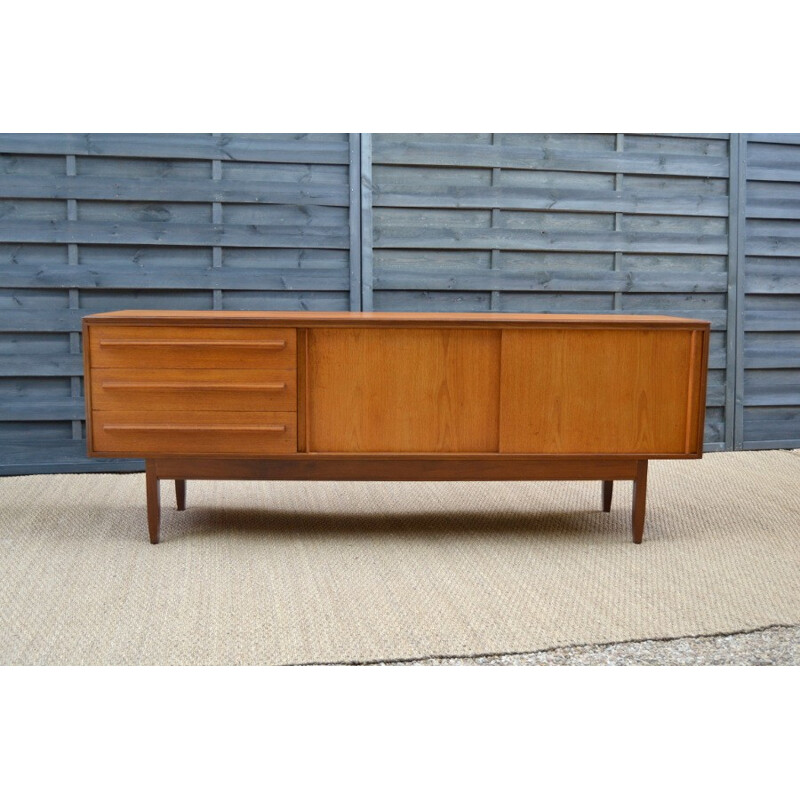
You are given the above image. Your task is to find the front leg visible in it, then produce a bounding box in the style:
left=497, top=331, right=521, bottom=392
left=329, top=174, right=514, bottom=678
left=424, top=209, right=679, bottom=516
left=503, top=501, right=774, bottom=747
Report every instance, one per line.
left=632, top=460, right=648, bottom=544
left=146, top=461, right=161, bottom=544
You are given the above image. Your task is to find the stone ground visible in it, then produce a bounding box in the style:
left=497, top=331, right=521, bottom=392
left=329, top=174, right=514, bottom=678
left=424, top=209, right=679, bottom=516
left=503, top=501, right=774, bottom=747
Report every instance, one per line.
left=375, top=625, right=800, bottom=666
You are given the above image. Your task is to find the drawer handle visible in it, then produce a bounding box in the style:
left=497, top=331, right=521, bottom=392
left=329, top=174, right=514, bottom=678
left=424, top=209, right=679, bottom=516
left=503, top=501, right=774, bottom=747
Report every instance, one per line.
left=101, top=381, right=288, bottom=392
left=99, top=339, right=287, bottom=350
left=103, top=423, right=287, bottom=432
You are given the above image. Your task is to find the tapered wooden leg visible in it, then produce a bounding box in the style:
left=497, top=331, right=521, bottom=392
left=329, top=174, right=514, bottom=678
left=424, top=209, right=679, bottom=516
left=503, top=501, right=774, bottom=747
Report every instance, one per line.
left=602, top=480, right=613, bottom=512
left=632, top=460, right=648, bottom=544
left=175, top=479, right=186, bottom=511
left=146, top=461, right=161, bottom=544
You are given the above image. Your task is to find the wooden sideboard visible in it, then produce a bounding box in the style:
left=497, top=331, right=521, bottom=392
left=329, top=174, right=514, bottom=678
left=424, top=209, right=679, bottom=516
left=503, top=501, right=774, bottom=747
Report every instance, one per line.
left=82, top=311, right=710, bottom=544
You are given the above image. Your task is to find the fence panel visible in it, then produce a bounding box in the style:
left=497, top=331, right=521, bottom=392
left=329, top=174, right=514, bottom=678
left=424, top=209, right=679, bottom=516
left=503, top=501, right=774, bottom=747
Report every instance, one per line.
left=0, top=133, right=361, bottom=474
left=741, top=134, right=800, bottom=448
left=366, top=133, right=733, bottom=450
left=4, top=131, right=800, bottom=473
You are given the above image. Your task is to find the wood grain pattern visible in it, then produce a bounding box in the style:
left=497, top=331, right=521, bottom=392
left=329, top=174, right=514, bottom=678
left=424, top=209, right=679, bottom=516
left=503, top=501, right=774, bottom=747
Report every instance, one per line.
left=152, top=456, right=641, bottom=482
left=80, top=311, right=711, bottom=543
left=499, top=328, right=699, bottom=455
left=602, top=481, right=613, bottom=512
left=632, top=460, right=649, bottom=544
left=91, top=368, right=296, bottom=412
left=85, top=310, right=710, bottom=328
left=146, top=461, right=160, bottom=544
left=297, top=329, right=308, bottom=452
left=307, top=327, right=501, bottom=453
left=175, top=479, right=186, bottom=511
left=92, top=410, right=296, bottom=456
left=694, top=326, right=710, bottom=453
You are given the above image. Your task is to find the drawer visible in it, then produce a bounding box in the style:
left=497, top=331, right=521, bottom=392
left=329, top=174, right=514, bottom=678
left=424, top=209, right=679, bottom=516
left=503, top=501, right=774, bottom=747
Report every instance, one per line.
left=89, top=325, right=296, bottom=369
left=92, top=410, right=296, bottom=456
left=91, top=368, right=296, bottom=412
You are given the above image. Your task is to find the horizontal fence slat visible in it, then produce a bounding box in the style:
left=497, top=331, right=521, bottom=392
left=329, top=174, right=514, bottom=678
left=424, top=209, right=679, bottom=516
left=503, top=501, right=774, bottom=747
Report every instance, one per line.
left=741, top=438, right=800, bottom=449
left=0, top=221, right=350, bottom=249
left=706, top=384, right=725, bottom=406
left=745, top=198, right=800, bottom=220
left=745, top=272, right=800, bottom=294
left=703, top=442, right=726, bottom=451
left=744, top=310, right=800, bottom=331
left=373, top=186, right=728, bottom=217
left=0, top=440, right=141, bottom=475
left=745, top=166, right=800, bottom=183
left=746, top=133, right=800, bottom=145
left=373, top=267, right=728, bottom=293
left=0, top=175, right=350, bottom=206
left=743, top=385, right=800, bottom=406
left=373, top=227, right=728, bottom=254
left=0, top=134, right=349, bottom=164
left=0, top=310, right=84, bottom=332
left=373, top=142, right=729, bottom=177
left=745, top=346, right=800, bottom=367
left=651, top=133, right=731, bottom=140
left=743, top=407, right=800, bottom=440
left=745, top=236, right=800, bottom=257
left=0, top=399, right=85, bottom=421
left=0, top=265, right=350, bottom=291
left=0, top=355, right=84, bottom=376
left=709, top=351, right=726, bottom=369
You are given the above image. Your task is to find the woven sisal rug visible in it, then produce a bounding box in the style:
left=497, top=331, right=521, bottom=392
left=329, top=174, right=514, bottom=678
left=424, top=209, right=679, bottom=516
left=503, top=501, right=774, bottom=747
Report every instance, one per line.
left=1, top=451, right=799, bottom=665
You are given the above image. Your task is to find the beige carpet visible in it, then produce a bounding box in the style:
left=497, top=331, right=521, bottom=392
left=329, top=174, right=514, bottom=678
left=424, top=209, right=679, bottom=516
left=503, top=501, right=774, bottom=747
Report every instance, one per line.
left=1, top=451, right=799, bottom=665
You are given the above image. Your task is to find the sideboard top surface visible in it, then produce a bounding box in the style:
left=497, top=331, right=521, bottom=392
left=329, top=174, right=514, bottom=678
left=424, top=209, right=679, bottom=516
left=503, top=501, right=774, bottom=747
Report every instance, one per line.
left=83, top=310, right=710, bottom=329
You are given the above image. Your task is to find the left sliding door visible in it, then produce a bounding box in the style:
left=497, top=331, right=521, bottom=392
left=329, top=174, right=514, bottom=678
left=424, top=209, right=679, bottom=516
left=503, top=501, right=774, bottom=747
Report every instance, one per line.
left=306, top=328, right=501, bottom=453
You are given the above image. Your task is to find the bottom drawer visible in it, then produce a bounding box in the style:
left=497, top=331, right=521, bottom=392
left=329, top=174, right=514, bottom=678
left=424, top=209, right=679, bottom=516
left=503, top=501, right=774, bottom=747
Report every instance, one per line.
left=92, top=410, right=296, bottom=456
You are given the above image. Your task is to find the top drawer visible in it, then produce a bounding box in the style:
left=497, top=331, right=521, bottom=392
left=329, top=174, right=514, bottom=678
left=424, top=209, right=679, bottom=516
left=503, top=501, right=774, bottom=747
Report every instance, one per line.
left=89, top=325, right=296, bottom=369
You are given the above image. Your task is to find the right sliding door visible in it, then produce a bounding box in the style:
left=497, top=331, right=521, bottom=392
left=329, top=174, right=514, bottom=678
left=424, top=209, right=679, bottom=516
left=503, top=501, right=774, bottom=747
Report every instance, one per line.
left=499, top=327, right=706, bottom=456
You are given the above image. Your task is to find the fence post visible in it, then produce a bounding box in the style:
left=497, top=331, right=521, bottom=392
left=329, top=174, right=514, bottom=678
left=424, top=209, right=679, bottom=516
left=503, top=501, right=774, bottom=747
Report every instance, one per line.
left=360, top=133, right=374, bottom=311
left=348, top=133, right=363, bottom=311
left=726, top=133, right=747, bottom=450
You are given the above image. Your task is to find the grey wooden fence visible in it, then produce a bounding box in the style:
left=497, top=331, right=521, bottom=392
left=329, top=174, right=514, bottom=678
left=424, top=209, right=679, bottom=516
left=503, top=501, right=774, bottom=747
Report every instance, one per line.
left=0, top=133, right=360, bottom=474
left=363, top=133, right=731, bottom=450
left=740, top=134, right=800, bottom=450
left=1, top=132, right=798, bottom=474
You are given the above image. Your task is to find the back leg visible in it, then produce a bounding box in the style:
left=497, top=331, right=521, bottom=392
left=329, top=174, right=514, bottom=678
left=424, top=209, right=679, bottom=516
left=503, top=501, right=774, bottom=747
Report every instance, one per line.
left=602, top=480, right=613, bottom=512
left=175, top=479, right=186, bottom=511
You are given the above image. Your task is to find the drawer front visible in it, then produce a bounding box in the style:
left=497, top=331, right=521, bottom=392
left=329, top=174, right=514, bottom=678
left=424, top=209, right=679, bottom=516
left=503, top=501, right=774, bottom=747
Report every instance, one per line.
left=89, top=325, right=296, bottom=369
left=91, top=368, right=296, bottom=412
left=92, top=410, right=297, bottom=456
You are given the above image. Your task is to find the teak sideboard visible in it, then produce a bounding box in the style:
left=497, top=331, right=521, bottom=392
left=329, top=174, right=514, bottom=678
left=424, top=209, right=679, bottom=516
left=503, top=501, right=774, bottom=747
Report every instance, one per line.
left=82, top=311, right=710, bottom=544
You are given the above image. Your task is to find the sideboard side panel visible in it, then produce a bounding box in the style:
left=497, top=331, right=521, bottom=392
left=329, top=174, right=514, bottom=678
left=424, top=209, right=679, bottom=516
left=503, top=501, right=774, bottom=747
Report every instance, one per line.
left=307, top=328, right=501, bottom=453
left=499, top=328, right=697, bottom=455
left=83, top=320, right=96, bottom=456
